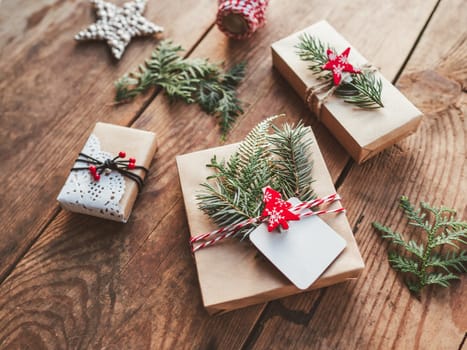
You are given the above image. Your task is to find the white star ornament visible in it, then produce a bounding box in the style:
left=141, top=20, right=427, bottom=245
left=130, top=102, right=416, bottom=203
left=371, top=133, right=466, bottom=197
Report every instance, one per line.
left=75, top=0, right=163, bottom=59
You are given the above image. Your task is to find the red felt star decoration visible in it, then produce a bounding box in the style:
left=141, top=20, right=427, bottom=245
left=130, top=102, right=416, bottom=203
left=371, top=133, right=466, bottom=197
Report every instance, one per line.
left=322, top=47, right=360, bottom=85
left=261, top=187, right=300, bottom=232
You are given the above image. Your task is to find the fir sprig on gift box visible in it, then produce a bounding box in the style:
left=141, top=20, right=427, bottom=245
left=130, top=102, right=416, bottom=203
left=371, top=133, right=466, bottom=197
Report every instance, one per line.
left=115, top=40, right=246, bottom=136
left=296, top=34, right=383, bottom=109
left=373, top=196, right=467, bottom=296
left=197, top=115, right=315, bottom=238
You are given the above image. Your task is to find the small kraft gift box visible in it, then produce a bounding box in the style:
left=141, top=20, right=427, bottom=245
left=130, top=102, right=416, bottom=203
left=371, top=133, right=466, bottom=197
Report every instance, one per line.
left=176, top=118, right=364, bottom=314
left=271, top=20, right=422, bottom=163
left=57, top=122, right=157, bottom=222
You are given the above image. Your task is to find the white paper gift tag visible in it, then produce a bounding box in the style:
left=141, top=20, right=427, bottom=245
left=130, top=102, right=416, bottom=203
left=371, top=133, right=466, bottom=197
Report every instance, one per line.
left=249, top=197, right=346, bottom=290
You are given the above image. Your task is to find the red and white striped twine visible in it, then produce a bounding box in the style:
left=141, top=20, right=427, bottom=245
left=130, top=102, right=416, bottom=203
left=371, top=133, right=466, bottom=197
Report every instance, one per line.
left=216, top=0, right=270, bottom=39
left=190, top=193, right=345, bottom=253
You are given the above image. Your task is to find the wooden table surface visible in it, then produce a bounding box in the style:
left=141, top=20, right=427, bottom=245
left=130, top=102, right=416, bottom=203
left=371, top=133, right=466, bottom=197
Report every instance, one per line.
left=0, top=0, right=465, bottom=349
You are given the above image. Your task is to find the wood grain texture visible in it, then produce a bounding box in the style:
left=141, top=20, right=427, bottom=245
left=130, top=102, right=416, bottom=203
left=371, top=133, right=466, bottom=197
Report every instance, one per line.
left=136, top=0, right=440, bottom=177
left=247, top=0, right=467, bottom=349
left=0, top=0, right=216, bottom=281
left=0, top=0, right=456, bottom=349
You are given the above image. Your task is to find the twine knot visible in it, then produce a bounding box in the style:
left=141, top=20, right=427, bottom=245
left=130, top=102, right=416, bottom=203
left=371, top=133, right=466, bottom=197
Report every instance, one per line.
left=71, top=152, right=148, bottom=192
left=190, top=187, right=345, bottom=253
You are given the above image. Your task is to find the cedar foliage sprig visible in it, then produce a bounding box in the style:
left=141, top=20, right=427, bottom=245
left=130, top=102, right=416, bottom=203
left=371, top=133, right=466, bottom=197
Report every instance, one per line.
left=373, top=196, right=467, bottom=296
left=115, top=40, right=246, bottom=136
left=197, top=115, right=315, bottom=239
left=296, top=34, right=384, bottom=109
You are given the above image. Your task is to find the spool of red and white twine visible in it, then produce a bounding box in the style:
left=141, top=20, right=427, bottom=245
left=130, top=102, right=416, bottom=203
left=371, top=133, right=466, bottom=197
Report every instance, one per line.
left=216, top=0, right=270, bottom=39
left=190, top=192, right=345, bottom=253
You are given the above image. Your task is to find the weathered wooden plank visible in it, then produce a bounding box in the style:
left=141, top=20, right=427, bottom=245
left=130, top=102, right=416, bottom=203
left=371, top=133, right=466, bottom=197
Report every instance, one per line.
left=0, top=0, right=216, bottom=281
left=0, top=0, right=59, bottom=52
left=247, top=0, right=467, bottom=349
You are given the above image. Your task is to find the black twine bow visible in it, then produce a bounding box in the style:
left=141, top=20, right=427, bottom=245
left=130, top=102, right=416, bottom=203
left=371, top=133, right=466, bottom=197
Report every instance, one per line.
left=71, top=152, right=148, bottom=192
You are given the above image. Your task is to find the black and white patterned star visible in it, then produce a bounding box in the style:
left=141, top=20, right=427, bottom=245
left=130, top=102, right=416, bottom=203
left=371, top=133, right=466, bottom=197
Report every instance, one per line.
left=75, top=0, right=163, bottom=59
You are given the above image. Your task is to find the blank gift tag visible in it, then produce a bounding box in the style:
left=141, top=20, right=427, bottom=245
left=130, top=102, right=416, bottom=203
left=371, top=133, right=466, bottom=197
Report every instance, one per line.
left=249, top=198, right=346, bottom=290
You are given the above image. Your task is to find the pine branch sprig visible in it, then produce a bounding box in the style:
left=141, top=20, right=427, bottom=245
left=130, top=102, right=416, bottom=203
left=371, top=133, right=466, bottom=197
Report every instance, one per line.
left=295, top=34, right=384, bottom=109
left=296, top=34, right=332, bottom=79
left=236, top=115, right=279, bottom=172
left=197, top=116, right=315, bottom=239
left=373, top=196, right=467, bottom=297
left=115, top=40, right=246, bottom=137
left=194, top=62, right=246, bottom=136
left=197, top=154, right=272, bottom=239
left=268, top=122, right=315, bottom=201
left=335, top=72, right=384, bottom=108
left=197, top=117, right=279, bottom=237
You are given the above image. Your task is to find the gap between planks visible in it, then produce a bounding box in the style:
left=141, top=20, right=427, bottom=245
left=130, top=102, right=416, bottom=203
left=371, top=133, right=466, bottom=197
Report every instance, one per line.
left=458, top=332, right=467, bottom=350
left=238, top=0, right=445, bottom=347
left=1, top=0, right=440, bottom=287
left=0, top=206, right=61, bottom=285
left=332, top=0, right=443, bottom=192
left=0, top=0, right=449, bottom=346
left=0, top=21, right=217, bottom=287
left=392, top=0, right=442, bottom=83
left=306, top=0, right=444, bottom=204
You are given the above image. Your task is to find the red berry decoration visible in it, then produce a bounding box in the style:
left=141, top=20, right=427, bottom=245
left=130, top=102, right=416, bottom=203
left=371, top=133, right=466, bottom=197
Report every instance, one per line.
left=89, top=165, right=97, bottom=174
left=128, top=162, right=136, bottom=169
left=129, top=157, right=136, bottom=164
left=118, top=151, right=126, bottom=158
left=93, top=173, right=101, bottom=181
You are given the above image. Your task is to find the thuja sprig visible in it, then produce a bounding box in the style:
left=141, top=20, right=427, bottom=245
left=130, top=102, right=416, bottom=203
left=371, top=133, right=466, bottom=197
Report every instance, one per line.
left=197, top=115, right=315, bottom=239
left=295, top=33, right=384, bottom=109
left=373, top=196, right=467, bottom=296
left=115, top=40, right=246, bottom=136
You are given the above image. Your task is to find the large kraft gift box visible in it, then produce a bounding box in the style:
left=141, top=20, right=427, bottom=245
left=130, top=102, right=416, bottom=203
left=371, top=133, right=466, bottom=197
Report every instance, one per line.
left=176, top=127, right=364, bottom=315
left=271, top=20, right=422, bottom=163
left=57, top=122, right=157, bottom=222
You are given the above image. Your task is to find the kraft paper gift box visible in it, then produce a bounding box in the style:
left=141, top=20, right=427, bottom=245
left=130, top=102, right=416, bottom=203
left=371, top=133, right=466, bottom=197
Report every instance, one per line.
left=271, top=20, right=422, bottom=163
left=176, top=127, right=364, bottom=315
left=57, top=122, right=157, bottom=222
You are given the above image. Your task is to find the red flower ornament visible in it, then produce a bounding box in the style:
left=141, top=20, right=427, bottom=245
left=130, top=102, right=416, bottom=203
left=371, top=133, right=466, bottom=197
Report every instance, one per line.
left=261, top=187, right=300, bottom=232
left=322, top=47, right=360, bottom=85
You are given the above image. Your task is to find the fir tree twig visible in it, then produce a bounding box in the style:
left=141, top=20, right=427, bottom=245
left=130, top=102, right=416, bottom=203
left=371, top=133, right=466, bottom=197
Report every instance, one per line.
left=295, top=33, right=384, bottom=109
left=197, top=116, right=315, bottom=239
left=373, top=196, right=467, bottom=296
left=268, top=122, right=315, bottom=201
left=296, top=34, right=332, bottom=79
left=335, top=72, right=384, bottom=108
left=115, top=40, right=246, bottom=136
